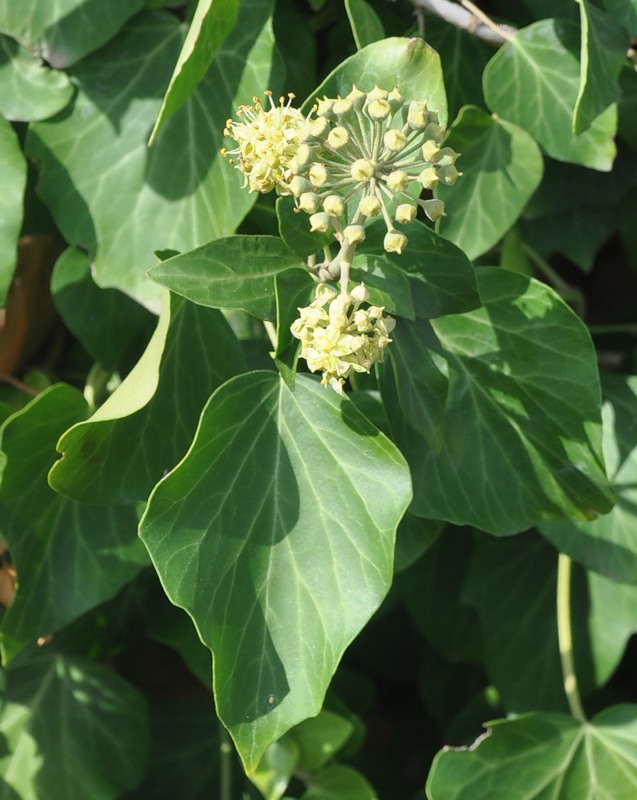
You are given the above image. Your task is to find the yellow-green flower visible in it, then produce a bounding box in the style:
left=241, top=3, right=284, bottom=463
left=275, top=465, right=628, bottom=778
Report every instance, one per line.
left=221, top=92, right=306, bottom=193
left=291, top=283, right=395, bottom=394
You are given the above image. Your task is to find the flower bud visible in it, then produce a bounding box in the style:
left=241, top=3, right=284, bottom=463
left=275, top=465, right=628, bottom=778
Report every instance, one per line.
left=421, top=198, right=445, bottom=221
left=423, top=122, right=444, bottom=142
left=351, top=283, right=370, bottom=303
left=384, top=230, right=408, bottom=254
left=333, top=97, right=353, bottom=117
left=386, top=170, right=409, bottom=192
left=327, top=126, right=350, bottom=149
left=438, top=147, right=459, bottom=165
left=384, top=129, right=407, bottom=151
left=367, top=85, right=388, bottom=102
left=419, top=167, right=439, bottom=190
left=315, top=283, right=338, bottom=304
left=289, top=175, right=312, bottom=197
left=323, top=194, right=345, bottom=216
left=343, top=225, right=366, bottom=244
left=395, top=203, right=417, bottom=224
left=387, top=87, right=404, bottom=113
left=346, top=85, right=367, bottom=111
left=437, top=164, right=462, bottom=185
left=309, top=212, right=331, bottom=232
left=316, top=97, right=335, bottom=118
left=359, top=195, right=382, bottom=217
left=309, top=163, right=328, bottom=186
left=421, top=140, right=441, bottom=162
left=299, top=192, right=320, bottom=213
left=366, top=99, right=391, bottom=120
left=407, top=100, right=428, bottom=129
left=306, top=116, right=330, bottom=139
left=351, top=159, right=375, bottom=182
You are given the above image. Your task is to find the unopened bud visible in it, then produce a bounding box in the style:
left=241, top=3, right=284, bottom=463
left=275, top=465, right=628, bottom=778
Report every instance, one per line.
left=351, top=159, right=375, bottom=182
left=323, top=195, right=345, bottom=216
left=387, top=87, right=404, bottom=113
left=421, top=140, right=441, bottom=162
left=333, top=97, right=353, bottom=116
left=386, top=170, right=409, bottom=192
left=419, top=167, right=439, bottom=190
left=309, top=212, right=331, bottom=232
left=421, top=198, right=445, bottom=221
left=384, top=230, right=408, bottom=254
left=395, top=204, right=417, bottom=224
left=327, top=126, right=350, bottom=149
left=437, top=164, right=461, bottom=185
left=316, top=97, right=335, bottom=118
left=366, top=99, right=391, bottom=120
left=347, top=85, right=367, bottom=111
left=359, top=195, right=382, bottom=217
left=343, top=225, right=366, bottom=244
left=407, top=100, right=428, bottom=129
left=384, top=129, right=407, bottom=151
left=289, top=175, right=312, bottom=197
left=309, top=163, right=328, bottom=186
left=351, top=283, right=370, bottom=303
left=367, top=85, right=388, bottom=102
left=299, top=192, right=320, bottom=213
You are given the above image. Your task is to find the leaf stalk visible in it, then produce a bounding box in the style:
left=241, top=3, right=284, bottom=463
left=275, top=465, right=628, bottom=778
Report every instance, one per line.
left=556, top=553, right=587, bottom=723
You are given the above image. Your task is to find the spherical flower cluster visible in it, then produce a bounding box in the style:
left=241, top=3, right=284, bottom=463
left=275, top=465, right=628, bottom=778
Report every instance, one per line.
left=288, top=85, right=461, bottom=261
left=221, top=92, right=306, bottom=193
left=290, top=283, right=395, bottom=394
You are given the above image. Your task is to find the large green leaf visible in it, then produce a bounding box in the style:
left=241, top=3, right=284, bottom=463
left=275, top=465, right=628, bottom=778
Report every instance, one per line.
left=464, top=531, right=637, bottom=713
left=149, top=0, right=239, bottom=143
left=422, top=18, right=488, bottom=122
left=436, top=106, right=543, bottom=259
left=302, top=765, right=378, bottom=799
left=540, top=375, right=637, bottom=583
left=149, top=235, right=304, bottom=321
left=139, top=372, right=411, bottom=771
left=51, top=247, right=155, bottom=371
left=382, top=268, right=613, bottom=535
left=426, top=705, right=637, bottom=799
left=0, top=384, right=147, bottom=661
left=0, top=34, right=74, bottom=122
left=358, top=220, right=480, bottom=319
left=344, top=0, right=384, bottom=51
left=0, top=116, right=26, bottom=307
left=602, top=0, right=637, bottom=36
left=0, top=650, right=148, bottom=798
left=305, top=37, right=448, bottom=126
left=575, top=0, right=628, bottom=134
left=49, top=294, right=244, bottom=505
left=26, top=2, right=279, bottom=305
left=483, top=19, right=617, bottom=171
left=0, top=0, right=145, bottom=67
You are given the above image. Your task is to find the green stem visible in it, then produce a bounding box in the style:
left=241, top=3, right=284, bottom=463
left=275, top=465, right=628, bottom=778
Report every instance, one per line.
left=522, top=244, right=586, bottom=319
left=263, top=320, right=278, bottom=349
left=219, top=723, right=233, bottom=800
left=556, top=553, right=587, bottom=723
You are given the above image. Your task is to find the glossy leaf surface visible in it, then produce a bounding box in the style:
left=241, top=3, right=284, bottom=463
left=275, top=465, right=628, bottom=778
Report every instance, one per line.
left=0, top=116, right=26, bottom=306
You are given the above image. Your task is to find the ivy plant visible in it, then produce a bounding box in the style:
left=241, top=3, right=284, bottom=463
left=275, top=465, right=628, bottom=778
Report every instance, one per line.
left=1, top=0, right=637, bottom=797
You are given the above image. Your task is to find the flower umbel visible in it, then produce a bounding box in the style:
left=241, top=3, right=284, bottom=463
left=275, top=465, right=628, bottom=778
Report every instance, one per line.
left=221, top=92, right=306, bottom=193
left=291, top=283, right=395, bottom=394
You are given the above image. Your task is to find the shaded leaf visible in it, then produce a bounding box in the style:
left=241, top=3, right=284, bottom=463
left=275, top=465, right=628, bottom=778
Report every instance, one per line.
left=602, top=0, right=637, bottom=36
left=350, top=255, right=415, bottom=320
left=359, top=220, right=480, bottom=319
left=383, top=268, right=613, bottom=535
left=484, top=19, right=617, bottom=171
left=49, top=294, right=245, bottom=505
left=575, top=0, right=628, bottom=133
left=291, top=710, right=354, bottom=772
left=394, top=513, right=444, bottom=573
left=273, top=267, right=315, bottom=386
left=540, top=375, right=637, bottom=583
left=427, top=705, right=637, bottom=799
left=0, top=0, right=145, bottom=68
left=149, top=235, right=304, bottom=321
left=436, top=106, right=543, bottom=259
left=26, top=2, right=280, bottom=305
left=252, top=739, right=299, bottom=800
left=0, top=650, right=148, bottom=798
left=0, top=385, right=147, bottom=661
left=51, top=247, right=155, bottom=371
left=0, top=117, right=26, bottom=307
left=0, top=34, right=74, bottom=122
left=150, top=0, right=239, bottom=143
left=139, top=372, right=411, bottom=770
left=302, top=764, right=378, bottom=799
left=344, top=0, right=384, bottom=51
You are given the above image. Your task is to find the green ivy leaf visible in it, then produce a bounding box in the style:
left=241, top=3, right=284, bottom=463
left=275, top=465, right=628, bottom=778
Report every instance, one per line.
left=139, top=372, right=411, bottom=771
left=383, top=268, right=614, bottom=535
left=252, top=739, right=300, bottom=800
left=273, top=267, right=314, bottom=387
left=0, top=385, right=147, bottom=661
left=426, top=705, right=637, bottom=799
left=464, top=531, right=636, bottom=712
left=49, top=294, right=245, bottom=505
left=305, top=37, right=448, bottom=126
left=350, top=255, right=415, bottom=320
left=540, top=375, right=637, bottom=583
left=0, top=34, right=74, bottom=122
left=149, top=236, right=304, bottom=321
left=291, top=710, right=354, bottom=772
left=149, top=0, right=239, bottom=143
left=26, top=1, right=279, bottom=304
left=359, top=220, right=480, bottom=319
left=0, top=650, right=148, bottom=798
left=0, top=0, right=145, bottom=67
left=301, top=764, right=378, bottom=799
left=602, top=0, right=637, bottom=36
left=344, top=0, right=384, bottom=51
left=422, top=18, right=488, bottom=122
left=0, top=115, right=25, bottom=307
left=483, top=19, right=617, bottom=171
left=574, top=0, right=629, bottom=134
left=436, top=106, right=543, bottom=260
left=276, top=196, right=329, bottom=260
left=51, top=248, right=155, bottom=371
